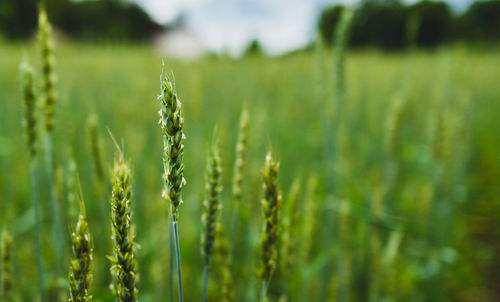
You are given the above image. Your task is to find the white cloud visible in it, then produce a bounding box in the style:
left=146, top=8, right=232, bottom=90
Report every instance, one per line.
left=132, top=0, right=474, bottom=56
left=133, top=0, right=209, bottom=24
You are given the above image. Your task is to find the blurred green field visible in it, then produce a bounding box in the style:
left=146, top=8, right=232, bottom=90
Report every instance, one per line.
left=1, top=40, right=500, bottom=301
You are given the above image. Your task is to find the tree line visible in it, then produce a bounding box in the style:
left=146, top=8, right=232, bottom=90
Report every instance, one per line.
left=318, top=0, right=500, bottom=49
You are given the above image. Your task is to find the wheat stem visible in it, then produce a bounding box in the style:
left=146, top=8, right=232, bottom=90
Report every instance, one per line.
left=202, top=265, right=209, bottom=302
left=230, top=110, right=249, bottom=261
left=46, top=132, right=65, bottom=273
left=39, top=6, right=65, bottom=275
left=171, top=217, right=183, bottom=302
left=169, top=226, right=175, bottom=302
left=31, top=165, right=45, bottom=302
left=1, top=231, right=13, bottom=302
left=21, top=58, right=45, bottom=302
left=260, top=280, right=268, bottom=302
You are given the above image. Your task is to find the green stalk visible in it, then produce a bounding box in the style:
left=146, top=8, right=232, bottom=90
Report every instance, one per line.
left=46, top=132, right=64, bottom=272
left=1, top=231, right=13, bottom=302
left=39, top=6, right=64, bottom=275
left=260, top=280, right=268, bottom=302
left=322, top=8, right=354, bottom=302
left=169, top=227, right=174, bottom=302
left=171, top=218, right=183, bottom=302
left=21, top=58, right=45, bottom=302
left=202, top=266, right=209, bottom=302
left=230, top=110, right=249, bottom=261
left=31, top=164, right=45, bottom=302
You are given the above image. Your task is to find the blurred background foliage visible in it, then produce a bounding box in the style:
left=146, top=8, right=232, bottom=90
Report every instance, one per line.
left=0, top=0, right=161, bottom=41
left=1, top=0, right=500, bottom=49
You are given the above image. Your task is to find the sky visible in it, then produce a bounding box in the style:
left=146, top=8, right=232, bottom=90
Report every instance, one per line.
left=132, top=0, right=476, bottom=56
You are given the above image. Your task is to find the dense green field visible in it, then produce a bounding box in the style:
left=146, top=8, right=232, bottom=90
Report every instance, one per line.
left=1, top=40, right=500, bottom=301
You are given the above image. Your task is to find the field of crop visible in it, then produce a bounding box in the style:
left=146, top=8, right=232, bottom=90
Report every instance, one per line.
left=1, top=36, right=500, bottom=301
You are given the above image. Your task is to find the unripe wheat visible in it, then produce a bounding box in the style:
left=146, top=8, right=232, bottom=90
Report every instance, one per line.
left=68, top=205, right=93, bottom=302
left=109, top=158, right=138, bottom=302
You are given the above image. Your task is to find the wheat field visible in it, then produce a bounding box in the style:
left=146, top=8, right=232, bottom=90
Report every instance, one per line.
left=1, top=37, right=500, bottom=301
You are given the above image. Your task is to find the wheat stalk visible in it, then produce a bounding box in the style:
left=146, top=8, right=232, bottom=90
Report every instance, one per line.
left=1, top=231, right=12, bottom=302
left=68, top=202, right=93, bottom=302
left=38, top=6, right=65, bottom=276
left=201, top=136, right=222, bottom=302
left=109, top=156, right=138, bottom=302
left=88, top=114, right=105, bottom=182
left=20, top=58, right=45, bottom=302
left=230, top=109, right=249, bottom=260
left=279, top=177, right=302, bottom=298
left=158, top=70, right=186, bottom=302
left=211, top=226, right=234, bottom=302
left=259, top=152, right=282, bottom=302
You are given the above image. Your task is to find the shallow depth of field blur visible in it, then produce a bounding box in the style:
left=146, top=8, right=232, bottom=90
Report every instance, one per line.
left=1, top=0, right=500, bottom=301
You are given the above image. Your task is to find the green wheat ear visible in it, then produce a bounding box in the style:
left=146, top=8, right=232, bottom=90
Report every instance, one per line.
left=1, top=231, right=13, bottom=302
left=158, top=71, right=186, bottom=219
left=232, top=109, right=249, bottom=204
left=109, top=156, right=138, bottom=302
left=38, top=5, right=57, bottom=132
left=201, top=135, right=223, bottom=302
left=259, top=152, right=282, bottom=302
left=201, top=137, right=223, bottom=266
left=20, top=58, right=37, bottom=159
left=68, top=201, right=93, bottom=302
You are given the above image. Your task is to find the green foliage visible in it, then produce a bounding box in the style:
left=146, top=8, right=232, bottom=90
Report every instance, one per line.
left=245, top=40, right=264, bottom=56
left=0, top=0, right=161, bottom=41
